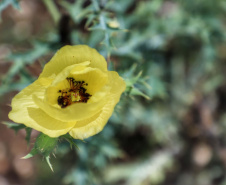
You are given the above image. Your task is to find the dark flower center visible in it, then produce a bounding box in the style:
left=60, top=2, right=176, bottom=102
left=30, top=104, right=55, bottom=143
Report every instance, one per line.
left=57, top=77, right=91, bottom=108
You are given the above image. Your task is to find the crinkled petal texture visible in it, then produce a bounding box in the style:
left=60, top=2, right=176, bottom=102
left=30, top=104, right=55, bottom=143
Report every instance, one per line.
left=8, top=45, right=125, bottom=139
left=8, top=77, right=76, bottom=137
left=69, top=71, right=125, bottom=139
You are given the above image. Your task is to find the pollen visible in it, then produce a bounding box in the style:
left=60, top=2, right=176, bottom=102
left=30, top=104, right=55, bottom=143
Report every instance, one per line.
left=57, top=77, right=91, bottom=108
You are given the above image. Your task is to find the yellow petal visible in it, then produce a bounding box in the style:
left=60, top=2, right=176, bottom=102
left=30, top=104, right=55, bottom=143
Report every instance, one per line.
left=8, top=77, right=74, bottom=137
left=39, top=45, right=107, bottom=78
left=33, top=94, right=107, bottom=122
left=50, top=61, right=90, bottom=87
left=46, top=66, right=109, bottom=105
left=70, top=67, right=108, bottom=95
left=35, top=67, right=110, bottom=121
left=27, top=108, right=76, bottom=137
left=69, top=71, right=126, bottom=139
left=49, top=64, right=108, bottom=97
left=45, top=61, right=91, bottom=105
left=9, top=77, right=51, bottom=115
left=8, top=45, right=126, bottom=139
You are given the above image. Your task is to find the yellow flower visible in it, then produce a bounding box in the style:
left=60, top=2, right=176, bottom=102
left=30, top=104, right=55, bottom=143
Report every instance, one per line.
left=8, top=45, right=126, bottom=139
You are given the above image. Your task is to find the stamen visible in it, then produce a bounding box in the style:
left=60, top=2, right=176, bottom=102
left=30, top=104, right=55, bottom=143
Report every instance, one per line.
left=57, top=77, right=91, bottom=108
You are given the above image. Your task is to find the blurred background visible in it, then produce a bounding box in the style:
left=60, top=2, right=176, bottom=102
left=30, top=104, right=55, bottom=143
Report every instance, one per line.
left=1, top=0, right=226, bottom=184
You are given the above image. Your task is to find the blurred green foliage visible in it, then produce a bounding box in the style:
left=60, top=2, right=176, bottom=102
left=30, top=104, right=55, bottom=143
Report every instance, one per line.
left=1, top=0, right=226, bottom=184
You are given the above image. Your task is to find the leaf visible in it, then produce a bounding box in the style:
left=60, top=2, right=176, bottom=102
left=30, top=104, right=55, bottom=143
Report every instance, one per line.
left=124, top=64, right=138, bottom=78
left=0, top=81, right=31, bottom=96
left=61, top=134, right=79, bottom=150
left=23, top=133, right=58, bottom=171
left=22, top=147, right=56, bottom=172
left=2, top=121, right=26, bottom=134
left=123, top=64, right=151, bottom=100
left=35, top=133, right=58, bottom=157
left=42, top=0, right=60, bottom=24
left=88, top=23, right=103, bottom=31
left=130, top=87, right=150, bottom=100
left=59, top=0, right=91, bottom=23
left=1, top=41, right=50, bottom=90
left=22, top=148, right=39, bottom=159
left=25, top=127, right=32, bottom=146
left=85, top=14, right=96, bottom=28
left=2, top=60, right=24, bottom=84
left=8, top=41, right=50, bottom=65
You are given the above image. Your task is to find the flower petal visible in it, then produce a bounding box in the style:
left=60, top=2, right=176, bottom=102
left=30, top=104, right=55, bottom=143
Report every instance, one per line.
left=27, top=108, right=76, bottom=137
left=8, top=77, right=52, bottom=118
left=8, top=77, right=75, bottom=137
left=34, top=67, right=110, bottom=122
left=48, top=65, right=108, bottom=101
left=33, top=94, right=107, bottom=122
left=50, top=61, right=90, bottom=87
left=69, top=71, right=126, bottom=139
left=46, top=66, right=110, bottom=105
left=39, top=45, right=107, bottom=78
left=70, top=67, right=108, bottom=95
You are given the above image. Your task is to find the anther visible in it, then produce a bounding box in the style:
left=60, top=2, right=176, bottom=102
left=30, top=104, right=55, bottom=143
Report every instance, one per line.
left=57, top=77, right=91, bottom=108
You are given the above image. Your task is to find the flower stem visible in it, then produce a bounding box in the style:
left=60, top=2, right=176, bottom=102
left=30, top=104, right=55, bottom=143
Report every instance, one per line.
left=42, top=0, right=61, bottom=24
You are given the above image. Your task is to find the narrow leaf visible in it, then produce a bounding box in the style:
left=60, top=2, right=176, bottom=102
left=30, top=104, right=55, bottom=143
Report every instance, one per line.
left=2, top=121, right=26, bottom=133
left=22, top=148, right=39, bottom=159
left=130, top=87, right=151, bottom=100
left=25, top=127, right=32, bottom=146
left=61, top=134, right=79, bottom=150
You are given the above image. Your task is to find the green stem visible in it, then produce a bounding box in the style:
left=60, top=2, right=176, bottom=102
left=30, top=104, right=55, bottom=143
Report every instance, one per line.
left=92, top=0, right=112, bottom=66
left=42, top=0, right=60, bottom=24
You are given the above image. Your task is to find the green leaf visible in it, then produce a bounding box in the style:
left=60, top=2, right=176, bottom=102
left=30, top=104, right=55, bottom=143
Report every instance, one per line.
left=35, top=133, right=58, bottom=157
left=8, top=41, right=49, bottom=65
left=25, top=127, right=32, bottom=146
left=130, top=87, right=150, bottom=100
left=61, top=134, right=79, bottom=150
left=22, top=133, right=58, bottom=171
left=1, top=42, right=50, bottom=90
left=85, top=14, right=96, bottom=29
left=42, top=0, right=60, bottom=24
left=2, top=60, right=24, bottom=84
left=88, top=23, right=103, bottom=31
left=22, top=148, right=39, bottom=159
left=2, top=121, right=26, bottom=134
left=0, top=81, right=31, bottom=96
left=59, top=0, right=91, bottom=23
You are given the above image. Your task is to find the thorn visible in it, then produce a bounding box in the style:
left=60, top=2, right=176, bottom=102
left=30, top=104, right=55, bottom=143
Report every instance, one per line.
left=45, top=156, right=54, bottom=172
left=52, top=153, right=56, bottom=158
